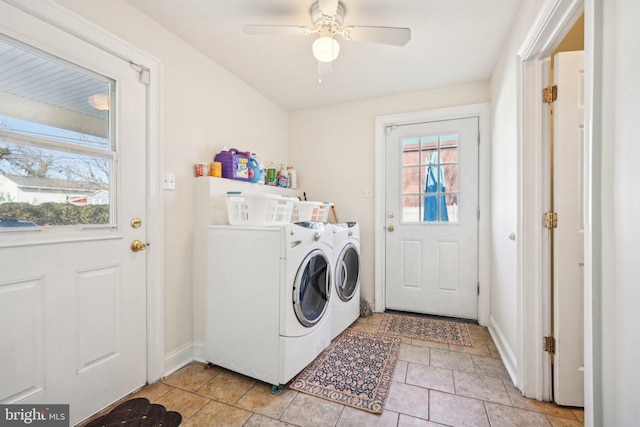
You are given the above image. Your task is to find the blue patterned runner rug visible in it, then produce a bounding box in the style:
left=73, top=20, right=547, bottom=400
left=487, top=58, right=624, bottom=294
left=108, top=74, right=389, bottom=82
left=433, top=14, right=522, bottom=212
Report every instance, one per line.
left=290, top=329, right=401, bottom=413
left=377, top=312, right=473, bottom=346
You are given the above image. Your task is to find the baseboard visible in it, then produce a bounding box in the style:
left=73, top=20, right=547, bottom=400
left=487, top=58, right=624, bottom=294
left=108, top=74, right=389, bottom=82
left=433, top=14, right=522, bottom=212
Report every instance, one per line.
left=192, top=341, right=207, bottom=363
left=488, top=315, right=518, bottom=386
left=163, top=341, right=206, bottom=378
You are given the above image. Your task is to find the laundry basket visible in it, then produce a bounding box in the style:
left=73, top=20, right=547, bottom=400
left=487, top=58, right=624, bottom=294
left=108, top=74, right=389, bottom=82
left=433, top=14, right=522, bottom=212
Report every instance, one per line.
left=291, top=201, right=333, bottom=223
left=226, top=192, right=295, bottom=226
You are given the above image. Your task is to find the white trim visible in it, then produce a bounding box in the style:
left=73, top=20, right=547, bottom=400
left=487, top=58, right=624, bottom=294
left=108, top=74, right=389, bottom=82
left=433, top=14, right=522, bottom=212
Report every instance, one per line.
left=374, top=103, right=491, bottom=326
left=583, top=1, right=600, bottom=425
left=516, top=0, right=587, bottom=411
left=6, top=0, right=165, bottom=386
left=192, top=341, right=208, bottom=364
left=145, top=60, right=165, bottom=384
left=163, top=341, right=207, bottom=378
left=163, top=342, right=196, bottom=378
left=489, top=315, right=518, bottom=384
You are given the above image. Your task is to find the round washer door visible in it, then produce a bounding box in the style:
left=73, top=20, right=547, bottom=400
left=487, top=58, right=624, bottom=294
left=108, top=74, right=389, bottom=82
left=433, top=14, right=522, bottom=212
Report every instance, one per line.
left=293, top=249, right=331, bottom=327
left=335, top=243, right=360, bottom=302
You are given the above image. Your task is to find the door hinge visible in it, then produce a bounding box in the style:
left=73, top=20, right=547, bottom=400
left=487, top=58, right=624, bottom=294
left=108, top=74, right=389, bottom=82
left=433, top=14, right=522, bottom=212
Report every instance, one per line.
left=544, top=211, right=558, bottom=229
left=543, top=85, right=558, bottom=104
left=477, top=282, right=480, bottom=295
left=544, top=336, right=556, bottom=354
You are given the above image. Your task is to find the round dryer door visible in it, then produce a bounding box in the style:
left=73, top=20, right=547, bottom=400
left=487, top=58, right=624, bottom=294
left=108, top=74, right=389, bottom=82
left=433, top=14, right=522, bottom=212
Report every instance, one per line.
left=293, top=249, right=330, bottom=327
left=335, top=243, right=360, bottom=302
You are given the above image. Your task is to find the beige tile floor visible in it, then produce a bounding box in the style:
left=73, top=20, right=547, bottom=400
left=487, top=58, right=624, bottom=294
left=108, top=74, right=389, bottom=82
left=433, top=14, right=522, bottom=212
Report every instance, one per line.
left=82, top=313, right=584, bottom=427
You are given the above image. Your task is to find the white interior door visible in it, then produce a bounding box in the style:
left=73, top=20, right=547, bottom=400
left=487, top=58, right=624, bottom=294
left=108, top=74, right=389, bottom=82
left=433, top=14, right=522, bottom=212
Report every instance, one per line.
left=553, top=50, right=585, bottom=407
left=385, top=117, right=479, bottom=319
left=0, top=4, right=148, bottom=424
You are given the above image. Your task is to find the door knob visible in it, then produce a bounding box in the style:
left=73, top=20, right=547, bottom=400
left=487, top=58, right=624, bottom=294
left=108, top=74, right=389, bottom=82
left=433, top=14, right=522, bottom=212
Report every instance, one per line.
left=387, top=225, right=395, bottom=232
left=131, top=240, right=146, bottom=252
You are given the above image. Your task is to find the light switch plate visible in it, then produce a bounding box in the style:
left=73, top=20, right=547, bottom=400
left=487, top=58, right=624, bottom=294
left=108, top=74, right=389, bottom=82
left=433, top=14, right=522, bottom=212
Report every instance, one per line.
left=163, top=173, right=175, bottom=190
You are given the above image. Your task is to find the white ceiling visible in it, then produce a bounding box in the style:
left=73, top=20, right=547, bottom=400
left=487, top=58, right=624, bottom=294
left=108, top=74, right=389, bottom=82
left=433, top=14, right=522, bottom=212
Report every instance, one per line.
left=125, top=0, right=523, bottom=112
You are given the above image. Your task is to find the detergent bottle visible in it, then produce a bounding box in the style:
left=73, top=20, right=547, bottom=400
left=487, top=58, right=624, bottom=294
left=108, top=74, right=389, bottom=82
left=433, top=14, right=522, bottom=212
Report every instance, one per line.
left=251, top=153, right=265, bottom=185
left=277, top=164, right=289, bottom=188
left=248, top=153, right=261, bottom=184
left=287, top=166, right=297, bottom=189
left=267, top=162, right=277, bottom=186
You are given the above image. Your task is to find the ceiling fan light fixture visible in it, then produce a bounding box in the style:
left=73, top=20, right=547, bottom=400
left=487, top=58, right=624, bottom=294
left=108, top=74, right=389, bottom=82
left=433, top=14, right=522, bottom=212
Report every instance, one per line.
left=312, top=36, right=340, bottom=62
left=88, top=93, right=110, bottom=111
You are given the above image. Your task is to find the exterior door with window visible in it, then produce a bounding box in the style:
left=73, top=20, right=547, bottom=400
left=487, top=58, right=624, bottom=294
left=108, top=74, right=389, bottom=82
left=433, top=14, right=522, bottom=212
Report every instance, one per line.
left=385, top=117, right=479, bottom=319
left=0, top=4, right=148, bottom=425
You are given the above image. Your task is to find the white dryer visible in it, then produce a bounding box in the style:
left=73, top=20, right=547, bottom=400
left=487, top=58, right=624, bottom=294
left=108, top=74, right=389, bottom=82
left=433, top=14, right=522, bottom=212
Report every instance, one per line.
left=206, top=222, right=333, bottom=390
left=330, top=222, right=361, bottom=339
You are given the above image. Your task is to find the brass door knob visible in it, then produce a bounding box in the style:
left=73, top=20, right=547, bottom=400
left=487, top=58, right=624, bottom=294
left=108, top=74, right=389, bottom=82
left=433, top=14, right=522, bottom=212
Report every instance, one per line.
left=131, top=240, right=146, bottom=252
left=387, top=225, right=395, bottom=232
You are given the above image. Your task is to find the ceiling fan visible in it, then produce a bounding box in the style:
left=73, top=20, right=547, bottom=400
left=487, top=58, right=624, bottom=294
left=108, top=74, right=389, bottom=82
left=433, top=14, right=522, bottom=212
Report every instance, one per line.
left=243, top=0, right=411, bottom=78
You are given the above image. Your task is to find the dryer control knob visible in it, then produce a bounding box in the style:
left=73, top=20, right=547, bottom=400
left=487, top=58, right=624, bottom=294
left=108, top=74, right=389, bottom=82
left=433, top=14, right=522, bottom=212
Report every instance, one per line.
left=313, top=232, right=321, bottom=241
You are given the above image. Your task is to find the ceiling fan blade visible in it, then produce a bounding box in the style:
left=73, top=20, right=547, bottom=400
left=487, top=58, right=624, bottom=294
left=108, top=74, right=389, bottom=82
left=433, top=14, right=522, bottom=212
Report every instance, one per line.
left=243, top=25, right=314, bottom=36
left=318, top=0, right=340, bottom=17
left=341, top=26, right=411, bottom=46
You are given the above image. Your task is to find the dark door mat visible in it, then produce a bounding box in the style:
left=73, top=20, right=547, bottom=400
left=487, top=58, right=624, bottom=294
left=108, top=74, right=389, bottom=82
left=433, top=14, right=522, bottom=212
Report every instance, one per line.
left=83, top=397, right=182, bottom=427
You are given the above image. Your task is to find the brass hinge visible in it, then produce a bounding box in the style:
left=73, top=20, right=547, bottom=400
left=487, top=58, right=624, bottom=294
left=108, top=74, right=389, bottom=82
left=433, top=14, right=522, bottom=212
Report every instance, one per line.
left=544, top=336, right=556, bottom=354
left=543, top=85, right=558, bottom=103
left=544, top=211, right=558, bottom=229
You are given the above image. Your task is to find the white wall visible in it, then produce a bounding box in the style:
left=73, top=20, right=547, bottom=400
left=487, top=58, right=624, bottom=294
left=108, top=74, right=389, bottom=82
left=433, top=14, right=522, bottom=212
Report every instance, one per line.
left=598, top=0, right=640, bottom=424
left=488, top=0, right=544, bottom=380
left=289, top=83, right=490, bottom=305
left=53, top=0, right=290, bottom=362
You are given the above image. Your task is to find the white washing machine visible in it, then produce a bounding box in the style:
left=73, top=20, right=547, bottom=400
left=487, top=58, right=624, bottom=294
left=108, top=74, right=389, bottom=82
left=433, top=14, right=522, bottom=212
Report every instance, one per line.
left=206, top=222, right=333, bottom=390
left=330, top=222, right=361, bottom=339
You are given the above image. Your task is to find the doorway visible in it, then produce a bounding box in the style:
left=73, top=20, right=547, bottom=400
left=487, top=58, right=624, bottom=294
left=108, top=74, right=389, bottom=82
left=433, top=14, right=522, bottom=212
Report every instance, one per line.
left=374, top=103, right=491, bottom=326
left=0, top=1, right=163, bottom=424
left=383, top=117, right=479, bottom=319
left=516, top=0, right=586, bottom=410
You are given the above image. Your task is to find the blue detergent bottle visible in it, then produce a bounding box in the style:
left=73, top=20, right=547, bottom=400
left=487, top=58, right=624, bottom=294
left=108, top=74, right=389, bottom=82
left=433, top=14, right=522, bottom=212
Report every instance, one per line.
left=250, top=153, right=264, bottom=184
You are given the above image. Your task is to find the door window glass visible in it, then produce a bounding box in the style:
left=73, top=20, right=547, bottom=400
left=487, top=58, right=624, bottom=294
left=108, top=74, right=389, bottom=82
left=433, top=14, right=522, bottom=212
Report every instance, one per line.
left=401, top=134, right=459, bottom=223
left=0, top=36, right=115, bottom=228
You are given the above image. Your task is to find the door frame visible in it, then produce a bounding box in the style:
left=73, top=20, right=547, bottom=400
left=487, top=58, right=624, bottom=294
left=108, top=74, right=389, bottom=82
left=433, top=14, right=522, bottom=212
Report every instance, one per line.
left=516, top=0, right=596, bottom=418
left=374, top=103, right=491, bottom=326
left=3, top=0, right=165, bottom=384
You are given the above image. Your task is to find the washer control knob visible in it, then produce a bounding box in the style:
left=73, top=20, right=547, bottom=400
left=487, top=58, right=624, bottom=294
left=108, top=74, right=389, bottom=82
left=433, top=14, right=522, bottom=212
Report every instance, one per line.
left=313, top=231, right=321, bottom=241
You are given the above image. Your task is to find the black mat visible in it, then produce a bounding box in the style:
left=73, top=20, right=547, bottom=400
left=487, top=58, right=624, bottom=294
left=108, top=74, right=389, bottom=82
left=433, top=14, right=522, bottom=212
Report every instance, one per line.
left=84, top=397, right=181, bottom=427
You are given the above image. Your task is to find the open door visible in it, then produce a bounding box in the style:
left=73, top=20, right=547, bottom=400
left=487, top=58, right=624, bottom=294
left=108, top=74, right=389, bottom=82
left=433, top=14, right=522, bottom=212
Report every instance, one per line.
left=552, top=50, right=585, bottom=407
left=0, top=3, right=150, bottom=424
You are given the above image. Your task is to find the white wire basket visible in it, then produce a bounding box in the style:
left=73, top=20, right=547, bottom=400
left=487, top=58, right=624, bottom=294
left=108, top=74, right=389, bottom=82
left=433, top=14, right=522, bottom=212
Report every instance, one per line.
left=226, top=192, right=295, bottom=226
left=291, top=201, right=333, bottom=223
